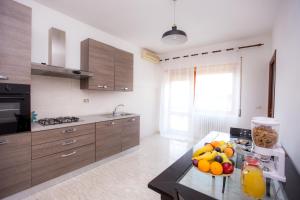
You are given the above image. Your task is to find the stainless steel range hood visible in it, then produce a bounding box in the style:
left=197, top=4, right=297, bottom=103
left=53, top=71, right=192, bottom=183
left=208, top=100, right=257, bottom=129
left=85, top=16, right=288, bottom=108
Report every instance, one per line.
left=31, top=27, right=93, bottom=80
left=48, top=27, right=65, bottom=67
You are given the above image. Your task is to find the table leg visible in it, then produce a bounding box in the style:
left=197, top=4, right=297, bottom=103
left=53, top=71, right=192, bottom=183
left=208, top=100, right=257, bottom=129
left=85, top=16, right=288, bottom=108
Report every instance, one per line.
left=266, top=178, right=271, bottom=197
left=222, top=177, right=226, bottom=193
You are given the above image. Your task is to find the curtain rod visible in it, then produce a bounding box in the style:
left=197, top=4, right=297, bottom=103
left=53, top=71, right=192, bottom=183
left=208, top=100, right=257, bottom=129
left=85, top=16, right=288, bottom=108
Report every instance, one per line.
left=160, top=43, right=264, bottom=62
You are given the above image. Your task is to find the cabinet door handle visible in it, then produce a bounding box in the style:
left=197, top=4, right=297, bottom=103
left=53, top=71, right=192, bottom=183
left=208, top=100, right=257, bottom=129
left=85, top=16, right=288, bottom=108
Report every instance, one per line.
left=111, top=121, right=115, bottom=125
left=62, top=128, right=77, bottom=134
left=62, top=139, right=77, bottom=146
left=98, top=85, right=109, bottom=89
left=123, top=87, right=129, bottom=91
left=131, top=118, right=136, bottom=122
left=0, top=139, right=8, bottom=145
left=61, top=151, right=77, bottom=158
left=0, top=75, right=8, bottom=80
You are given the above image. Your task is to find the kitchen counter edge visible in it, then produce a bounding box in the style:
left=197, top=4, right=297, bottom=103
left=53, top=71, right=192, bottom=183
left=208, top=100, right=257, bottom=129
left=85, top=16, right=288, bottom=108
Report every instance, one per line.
left=31, top=113, right=140, bottom=132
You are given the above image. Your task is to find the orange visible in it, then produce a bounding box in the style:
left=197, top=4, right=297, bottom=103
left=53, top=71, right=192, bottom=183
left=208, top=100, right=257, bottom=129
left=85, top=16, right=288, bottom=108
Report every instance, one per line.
left=224, top=147, right=234, bottom=158
left=210, top=141, right=221, bottom=148
left=198, top=159, right=210, bottom=172
left=210, top=161, right=223, bottom=175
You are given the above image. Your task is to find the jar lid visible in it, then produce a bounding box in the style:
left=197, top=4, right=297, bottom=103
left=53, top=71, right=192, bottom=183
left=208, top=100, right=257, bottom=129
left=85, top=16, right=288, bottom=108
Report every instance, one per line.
left=251, top=117, right=279, bottom=126
left=245, top=155, right=260, bottom=166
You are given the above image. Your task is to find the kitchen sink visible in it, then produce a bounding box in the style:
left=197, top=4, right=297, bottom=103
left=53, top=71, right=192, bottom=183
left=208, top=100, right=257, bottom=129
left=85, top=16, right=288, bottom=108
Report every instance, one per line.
left=102, top=113, right=133, bottom=118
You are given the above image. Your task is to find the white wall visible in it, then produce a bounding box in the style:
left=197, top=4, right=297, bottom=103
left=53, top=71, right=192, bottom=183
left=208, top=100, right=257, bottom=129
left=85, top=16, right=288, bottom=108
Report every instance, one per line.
left=160, top=34, right=273, bottom=130
left=16, top=0, right=162, bottom=138
left=272, top=0, right=300, bottom=173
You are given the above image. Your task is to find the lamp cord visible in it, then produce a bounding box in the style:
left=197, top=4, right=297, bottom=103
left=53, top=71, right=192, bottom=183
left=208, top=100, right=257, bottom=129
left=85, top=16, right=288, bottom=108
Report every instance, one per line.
left=173, top=0, right=176, bottom=26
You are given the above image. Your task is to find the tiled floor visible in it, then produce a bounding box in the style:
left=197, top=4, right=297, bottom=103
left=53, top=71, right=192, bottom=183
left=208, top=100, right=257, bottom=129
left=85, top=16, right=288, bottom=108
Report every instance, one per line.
left=5, top=135, right=192, bottom=200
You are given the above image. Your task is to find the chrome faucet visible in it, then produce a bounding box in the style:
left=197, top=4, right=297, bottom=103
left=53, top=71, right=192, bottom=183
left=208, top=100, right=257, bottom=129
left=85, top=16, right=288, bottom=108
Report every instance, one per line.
left=113, top=104, right=125, bottom=116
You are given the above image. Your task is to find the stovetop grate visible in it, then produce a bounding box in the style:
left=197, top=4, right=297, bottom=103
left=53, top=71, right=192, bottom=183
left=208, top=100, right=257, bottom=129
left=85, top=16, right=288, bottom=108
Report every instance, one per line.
left=38, top=116, right=79, bottom=126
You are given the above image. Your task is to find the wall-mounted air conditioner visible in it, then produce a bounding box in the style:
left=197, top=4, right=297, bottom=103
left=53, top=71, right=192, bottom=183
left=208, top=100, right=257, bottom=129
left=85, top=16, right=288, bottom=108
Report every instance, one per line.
left=141, top=49, right=160, bottom=64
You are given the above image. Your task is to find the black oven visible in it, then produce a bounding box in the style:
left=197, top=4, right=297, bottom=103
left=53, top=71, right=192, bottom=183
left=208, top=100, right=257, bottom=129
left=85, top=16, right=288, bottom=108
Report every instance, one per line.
left=0, top=83, right=31, bottom=135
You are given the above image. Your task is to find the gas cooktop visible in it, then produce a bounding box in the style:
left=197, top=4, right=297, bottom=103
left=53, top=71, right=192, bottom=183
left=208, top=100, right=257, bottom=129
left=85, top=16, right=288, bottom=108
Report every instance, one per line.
left=38, top=116, right=79, bottom=126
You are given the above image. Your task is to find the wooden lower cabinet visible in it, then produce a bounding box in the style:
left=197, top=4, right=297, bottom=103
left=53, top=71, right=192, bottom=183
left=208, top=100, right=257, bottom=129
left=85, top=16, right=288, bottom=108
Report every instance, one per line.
left=0, top=132, right=31, bottom=199
left=32, top=144, right=95, bottom=185
left=32, top=133, right=95, bottom=160
left=96, top=120, right=122, bottom=161
left=31, top=123, right=95, bottom=145
left=0, top=162, right=31, bottom=199
left=121, top=117, right=140, bottom=151
left=0, top=117, right=139, bottom=197
left=95, top=116, right=140, bottom=160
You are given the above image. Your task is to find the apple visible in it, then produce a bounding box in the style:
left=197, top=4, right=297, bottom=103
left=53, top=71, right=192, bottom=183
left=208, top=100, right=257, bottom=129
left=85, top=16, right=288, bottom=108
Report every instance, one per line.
left=222, top=162, right=234, bottom=174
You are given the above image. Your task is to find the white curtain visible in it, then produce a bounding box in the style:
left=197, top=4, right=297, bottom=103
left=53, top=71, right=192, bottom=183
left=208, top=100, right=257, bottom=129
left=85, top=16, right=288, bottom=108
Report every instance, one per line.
left=192, top=63, right=240, bottom=140
left=159, top=53, right=240, bottom=141
left=160, top=67, right=194, bottom=140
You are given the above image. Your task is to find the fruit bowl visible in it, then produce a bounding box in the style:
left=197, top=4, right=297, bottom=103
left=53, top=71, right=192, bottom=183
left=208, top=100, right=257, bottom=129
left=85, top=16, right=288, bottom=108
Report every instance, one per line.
left=192, top=141, right=235, bottom=176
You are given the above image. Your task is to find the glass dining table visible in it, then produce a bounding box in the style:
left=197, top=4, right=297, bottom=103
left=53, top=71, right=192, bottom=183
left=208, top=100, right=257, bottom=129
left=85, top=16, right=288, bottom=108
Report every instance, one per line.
left=177, top=132, right=288, bottom=200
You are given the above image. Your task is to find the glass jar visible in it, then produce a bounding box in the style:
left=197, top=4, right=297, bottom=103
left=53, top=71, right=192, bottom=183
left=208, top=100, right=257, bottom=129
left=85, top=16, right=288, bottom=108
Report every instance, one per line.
left=241, top=155, right=266, bottom=199
left=251, top=117, right=279, bottom=149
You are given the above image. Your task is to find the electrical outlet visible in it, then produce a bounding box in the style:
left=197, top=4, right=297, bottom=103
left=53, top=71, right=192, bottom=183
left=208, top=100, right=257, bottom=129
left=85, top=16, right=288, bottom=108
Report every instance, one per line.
left=83, top=98, right=90, bottom=103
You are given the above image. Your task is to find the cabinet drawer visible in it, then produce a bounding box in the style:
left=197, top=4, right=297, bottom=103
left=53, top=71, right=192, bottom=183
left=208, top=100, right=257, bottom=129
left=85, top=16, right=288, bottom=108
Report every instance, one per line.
left=95, top=120, right=122, bottom=161
left=0, top=162, right=31, bottom=199
left=32, top=144, right=95, bottom=185
left=32, top=133, right=95, bottom=159
left=32, top=123, right=95, bottom=145
left=0, top=132, right=31, bottom=170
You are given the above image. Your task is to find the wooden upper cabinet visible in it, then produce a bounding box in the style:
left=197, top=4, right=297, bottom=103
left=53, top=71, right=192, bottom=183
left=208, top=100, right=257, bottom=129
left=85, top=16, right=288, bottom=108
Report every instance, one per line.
left=80, top=39, right=115, bottom=90
left=0, top=0, right=31, bottom=85
left=114, top=49, right=134, bottom=91
left=80, top=38, right=133, bottom=91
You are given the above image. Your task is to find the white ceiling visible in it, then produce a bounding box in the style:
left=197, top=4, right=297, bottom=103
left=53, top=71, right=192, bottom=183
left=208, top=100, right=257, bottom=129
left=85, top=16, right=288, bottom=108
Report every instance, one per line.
left=34, top=0, right=281, bottom=54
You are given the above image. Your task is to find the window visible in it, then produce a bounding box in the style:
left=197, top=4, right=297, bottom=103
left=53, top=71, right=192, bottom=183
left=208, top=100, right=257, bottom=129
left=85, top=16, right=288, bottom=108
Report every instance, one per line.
left=194, top=64, right=240, bottom=116
left=160, top=63, right=240, bottom=140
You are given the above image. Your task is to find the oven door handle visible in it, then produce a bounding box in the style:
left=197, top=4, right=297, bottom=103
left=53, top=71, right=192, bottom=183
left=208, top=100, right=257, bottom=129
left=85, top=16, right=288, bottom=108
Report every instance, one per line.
left=0, top=97, right=25, bottom=100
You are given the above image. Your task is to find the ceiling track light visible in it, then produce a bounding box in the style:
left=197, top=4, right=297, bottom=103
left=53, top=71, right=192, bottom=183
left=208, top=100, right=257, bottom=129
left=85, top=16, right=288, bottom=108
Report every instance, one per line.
left=162, top=0, right=188, bottom=45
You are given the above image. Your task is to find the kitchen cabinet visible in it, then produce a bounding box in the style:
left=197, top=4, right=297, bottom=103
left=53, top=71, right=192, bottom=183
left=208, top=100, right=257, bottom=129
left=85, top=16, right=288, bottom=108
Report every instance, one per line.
left=114, top=48, right=134, bottom=91
left=0, top=132, right=31, bottom=199
left=32, top=144, right=95, bottom=185
left=80, top=39, right=115, bottom=90
left=31, top=123, right=95, bottom=185
left=121, top=116, right=140, bottom=150
left=95, top=120, right=122, bottom=161
left=31, top=123, right=95, bottom=145
left=0, top=116, right=139, bottom=197
left=80, top=39, right=134, bottom=91
left=95, top=116, right=140, bottom=161
left=0, top=0, right=31, bottom=85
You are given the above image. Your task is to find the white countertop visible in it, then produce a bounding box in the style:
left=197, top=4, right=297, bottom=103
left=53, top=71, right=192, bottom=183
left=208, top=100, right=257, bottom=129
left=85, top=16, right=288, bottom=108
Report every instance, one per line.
left=31, top=113, right=139, bottom=132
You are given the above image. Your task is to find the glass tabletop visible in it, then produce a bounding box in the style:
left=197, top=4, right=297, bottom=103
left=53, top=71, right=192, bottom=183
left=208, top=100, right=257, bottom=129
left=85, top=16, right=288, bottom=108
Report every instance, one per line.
left=177, top=132, right=288, bottom=200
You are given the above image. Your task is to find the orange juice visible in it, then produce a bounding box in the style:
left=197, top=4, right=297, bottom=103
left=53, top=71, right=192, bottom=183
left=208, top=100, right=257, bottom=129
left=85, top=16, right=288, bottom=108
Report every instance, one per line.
left=241, top=156, right=266, bottom=199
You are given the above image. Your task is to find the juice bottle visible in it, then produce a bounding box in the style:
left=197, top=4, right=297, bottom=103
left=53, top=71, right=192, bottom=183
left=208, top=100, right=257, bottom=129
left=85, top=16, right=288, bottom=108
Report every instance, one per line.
left=241, top=156, right=266, bottom=199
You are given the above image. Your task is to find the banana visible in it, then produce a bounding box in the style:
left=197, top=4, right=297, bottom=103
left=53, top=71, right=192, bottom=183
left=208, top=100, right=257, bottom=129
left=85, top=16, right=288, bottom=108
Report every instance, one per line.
left=193, top=152, right=211, bottom=160
left=192, top=144, right=213, bottom=157
left=226, top=142, right=233, bottom=148
left=219, top=144, right=228, bottom=152
left=208, top=150, right=218, bottom=161
left=219, top=152, right=231, bottom=163
left=193, top=150, right=218, bottom=161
